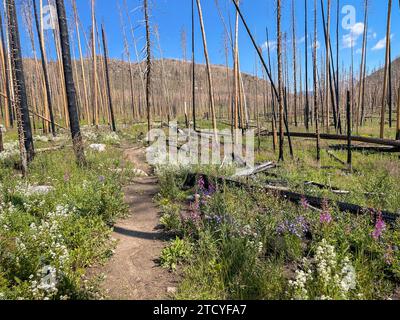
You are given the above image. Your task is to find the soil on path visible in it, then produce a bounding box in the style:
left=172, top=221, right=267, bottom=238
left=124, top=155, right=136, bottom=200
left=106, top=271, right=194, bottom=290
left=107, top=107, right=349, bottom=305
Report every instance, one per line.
left=99, top=146, right=178, bottom=300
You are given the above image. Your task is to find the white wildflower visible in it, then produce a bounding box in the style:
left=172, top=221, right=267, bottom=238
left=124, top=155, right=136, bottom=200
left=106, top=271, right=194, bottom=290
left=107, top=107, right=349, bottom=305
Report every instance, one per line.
left=89, top=144, right=106, bottom=152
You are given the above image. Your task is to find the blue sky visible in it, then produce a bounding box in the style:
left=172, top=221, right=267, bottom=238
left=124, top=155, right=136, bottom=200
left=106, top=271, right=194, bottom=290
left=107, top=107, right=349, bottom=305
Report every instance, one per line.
left=13, top=0, right=400, bottom=78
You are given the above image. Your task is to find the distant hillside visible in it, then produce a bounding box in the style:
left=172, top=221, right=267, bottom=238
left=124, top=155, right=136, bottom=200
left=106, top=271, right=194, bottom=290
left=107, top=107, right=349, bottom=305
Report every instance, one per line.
left=21, top=57, right=269, bottom=121
left=365, top=57, right=400, bottom=87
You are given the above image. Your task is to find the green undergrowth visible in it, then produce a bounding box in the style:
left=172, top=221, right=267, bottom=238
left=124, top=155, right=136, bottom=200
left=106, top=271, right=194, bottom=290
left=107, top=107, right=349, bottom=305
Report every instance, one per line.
left=156, top=164, right=400, bottom=300
left=0, top=128, right=141, bottom=300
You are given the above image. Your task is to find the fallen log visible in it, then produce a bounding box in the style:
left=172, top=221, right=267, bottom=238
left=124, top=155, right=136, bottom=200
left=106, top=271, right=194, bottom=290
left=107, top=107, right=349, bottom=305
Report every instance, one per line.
left=185, top=173, right=399, bottom=224
left=326, top=150, right=347, bottom=165
left=329, top=144, right=400, bottom=153
left=233, top=161, right=276, bottom=177
left=304, top=181, right=350, bottom=195
left=259, top=130, right=400, bottom=148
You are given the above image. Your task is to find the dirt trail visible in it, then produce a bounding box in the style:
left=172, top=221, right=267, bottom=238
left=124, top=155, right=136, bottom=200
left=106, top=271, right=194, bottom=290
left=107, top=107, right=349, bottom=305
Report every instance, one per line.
left=99, top=146, right=178, bottom=300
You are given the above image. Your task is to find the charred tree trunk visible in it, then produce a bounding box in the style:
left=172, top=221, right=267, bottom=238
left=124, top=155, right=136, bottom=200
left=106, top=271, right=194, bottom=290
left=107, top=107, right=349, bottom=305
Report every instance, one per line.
left=266, top=28, right=278, bottom=151
left=325, top=0, right=331, bottom=133
left=192, top=0, right=196, bottom=131
left=6, top=0, right=34, bottom=164
left=101, top=24, right=116, bottom=132
left=191, top=0, right=196, bottom=130
left=277, top=0, right=284, bottom=161
left=359, top=0, right=369, bottom=128
left=397, top=86, right=400, bottom=140
left=144, top=0, right=152, bottom=132
left=336, top=0, right=342, bottom=133
left=55, top=0, right=85, bottom=165
left=346, top=91, right=352, bottom=171
left=388, top=41, right=393, bottom=128
left=231, top=0, right=286, bottom=156
left=313, top=0, right=320, bottom=162
left=304, top=0, right=310, bottom=131
left=291, top=0, right=298, bottom=127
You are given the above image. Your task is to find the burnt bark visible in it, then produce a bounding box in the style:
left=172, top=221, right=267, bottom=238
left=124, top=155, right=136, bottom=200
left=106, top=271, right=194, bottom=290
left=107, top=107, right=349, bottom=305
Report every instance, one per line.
left=6, top=0, right=34, bottom=163
left=55, top=0, right=86, bottom=165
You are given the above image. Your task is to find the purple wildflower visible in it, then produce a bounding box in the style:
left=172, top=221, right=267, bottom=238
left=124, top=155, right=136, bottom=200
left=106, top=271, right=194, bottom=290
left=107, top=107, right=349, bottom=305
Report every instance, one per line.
left=320, top=200, right=332, bottom=224
left=277, top=216, right=309, bottom=238
left=203, top=183, right=216, bottom=197
left=297, top=216, right=309, bottom=233
left=198, top=176, right=215, bottom=196
left=320, top=213, right=332, bottom=224
left=98, top=176, right=105, bottom=183
left=205, top=214, right=224, bottom=225
left=196, top=176, right=216, bottom=208
left=198, top=176, right=205, bottom=191
left=188, top=210, right=201, bottom=223
left=300, top=197, right=310, bottom=210
left=372, top=212, right=386, bottom=240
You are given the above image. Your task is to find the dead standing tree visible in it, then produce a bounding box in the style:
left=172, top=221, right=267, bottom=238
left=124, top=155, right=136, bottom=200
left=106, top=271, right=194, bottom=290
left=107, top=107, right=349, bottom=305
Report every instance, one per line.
left=304, top=0, right=310, bottom=131
left=144, top=0, right=152, bottom=132
left=233, top=0, right=240, bottom=140
left=230, top=0, right=291, bottom=159
left=397, top=86, right=400, bottom=140
left=91, top=0, right=98, bottom=126
left=101, top=24, right=116, bottom=132
left=6, top=0, right=34, bottom=168
left=325, top=0, right=331, bottom=133
left=0, top=9, right=13, bottom=128
left=313, top=0, right=320, bottom=162
left=277, top=0, right=284, bottom=161
left=291, top=0, right=298, bottom=127
left=54, top=0, right=85, bottom=165
left=118, top=1, right=136, bottom=121
left=191, top=0, right=196, bottom=130
left=72, top=0, right=90, bottom=124
left=32, top=0, right=56, bottom=136
left=380, top=0, right=392, bottom=139
left=196, top=0, right=217, bottom=140
left=358, top=0, right=368, bottom=129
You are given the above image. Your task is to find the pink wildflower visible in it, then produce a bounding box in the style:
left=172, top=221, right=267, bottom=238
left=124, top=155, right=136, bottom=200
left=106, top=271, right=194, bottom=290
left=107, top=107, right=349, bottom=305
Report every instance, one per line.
left=320, top=199, right=332, bottom=224
left=372, top=213, right=386, bottom=240
left=300, top=197, right=310, bottom=210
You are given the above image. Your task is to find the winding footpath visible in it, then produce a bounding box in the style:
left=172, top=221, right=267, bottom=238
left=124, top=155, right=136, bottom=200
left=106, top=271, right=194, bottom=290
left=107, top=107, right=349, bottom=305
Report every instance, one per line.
left=98, top=146, right=178, bottom=300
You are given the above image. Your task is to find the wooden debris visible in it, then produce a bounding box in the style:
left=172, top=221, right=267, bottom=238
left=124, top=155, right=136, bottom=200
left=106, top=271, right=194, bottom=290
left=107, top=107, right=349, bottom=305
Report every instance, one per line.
left=185, top=173, right=399, bottom=224
left=233, top=161, right=275, bottom=177
left=259, top=130, right=400, bottom=148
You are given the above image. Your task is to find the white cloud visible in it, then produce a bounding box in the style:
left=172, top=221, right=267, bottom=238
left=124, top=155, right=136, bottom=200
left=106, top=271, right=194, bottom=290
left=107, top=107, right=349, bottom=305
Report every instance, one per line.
left=262, top=40, right=277, bottom=51
left=372, top=34, right=394, bottom=51
left=261, top=35, right=309, bottom=52
left=297, top=36, right=306, bottom=44
left=342, top=22, right=365, bottom=48
left=368, top=30, right=377, bottom=40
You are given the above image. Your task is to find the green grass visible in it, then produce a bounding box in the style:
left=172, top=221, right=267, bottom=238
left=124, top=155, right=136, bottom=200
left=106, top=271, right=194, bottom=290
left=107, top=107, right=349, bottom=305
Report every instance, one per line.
left=253, top=135, right=400, bottom=212
left=0, top=127, right=140, bottom=300
left=157, top=167, right=400, bottom=300
left=154, top=123, right=400, bottom=300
